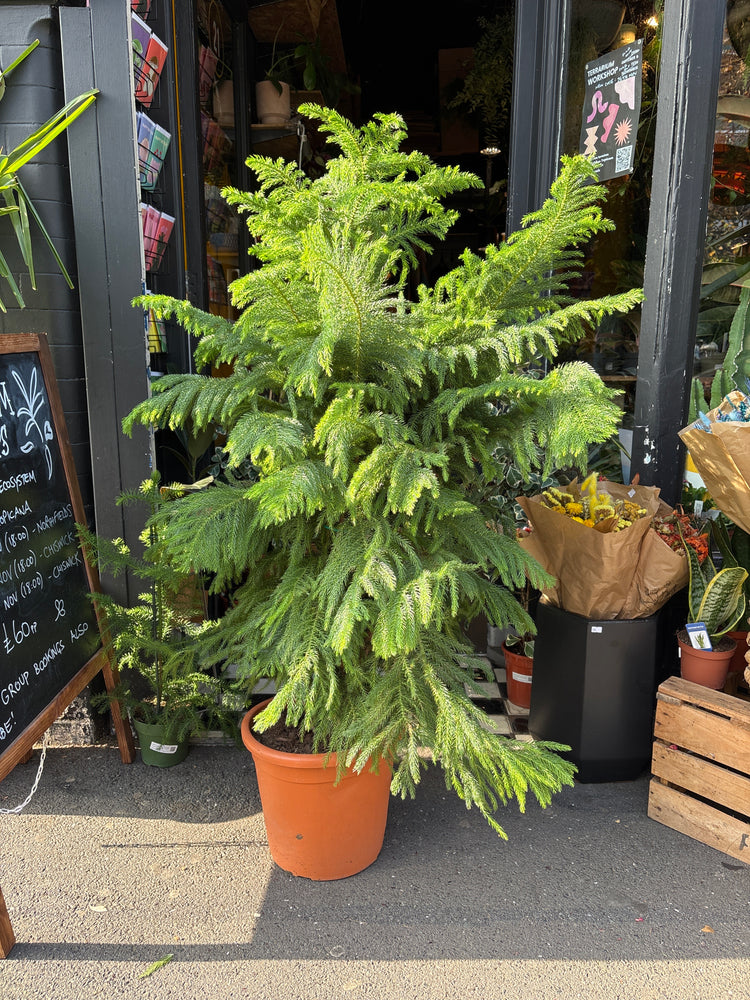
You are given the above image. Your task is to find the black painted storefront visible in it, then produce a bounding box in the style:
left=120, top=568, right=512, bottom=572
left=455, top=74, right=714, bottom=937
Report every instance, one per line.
left=0, top=0, right=731, bottom=573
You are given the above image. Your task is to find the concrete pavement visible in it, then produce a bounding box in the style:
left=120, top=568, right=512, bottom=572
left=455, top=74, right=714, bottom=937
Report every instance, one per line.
left=0, top=737, right=748, bottom=999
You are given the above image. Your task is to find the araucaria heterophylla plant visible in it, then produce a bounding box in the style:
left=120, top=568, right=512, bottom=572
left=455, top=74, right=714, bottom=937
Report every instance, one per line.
left=124, top=107, right=643, bottom=835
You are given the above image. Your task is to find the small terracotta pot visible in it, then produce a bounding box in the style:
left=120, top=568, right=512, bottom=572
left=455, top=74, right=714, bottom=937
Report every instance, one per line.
left=241, top=699, right=391, bottom=880
left=503, top=643, right=533, bottom=709
left=726, top=630, right=749, bottom=675
left=677, top=634, right=736, bottom=690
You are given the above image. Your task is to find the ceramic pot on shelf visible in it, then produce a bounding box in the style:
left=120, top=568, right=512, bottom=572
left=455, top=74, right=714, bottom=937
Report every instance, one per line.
left=255, top=80, right=291, bottom=124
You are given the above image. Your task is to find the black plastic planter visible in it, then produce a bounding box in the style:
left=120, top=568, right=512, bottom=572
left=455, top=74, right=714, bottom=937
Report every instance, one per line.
left=528, top=601, right=664, bottom=782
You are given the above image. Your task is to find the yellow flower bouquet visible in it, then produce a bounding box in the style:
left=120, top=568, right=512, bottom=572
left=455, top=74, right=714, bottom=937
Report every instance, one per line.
left=516, top=475, right=689, bottom=620
left=537, top=477, right=648, bottom=532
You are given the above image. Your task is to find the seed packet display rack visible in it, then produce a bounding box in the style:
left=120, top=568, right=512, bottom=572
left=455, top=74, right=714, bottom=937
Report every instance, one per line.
left=131, top=5, right=174, bottom=279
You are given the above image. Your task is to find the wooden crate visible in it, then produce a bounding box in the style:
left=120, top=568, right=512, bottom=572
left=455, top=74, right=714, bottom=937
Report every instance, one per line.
left=648, top=676, right=750, bottom=864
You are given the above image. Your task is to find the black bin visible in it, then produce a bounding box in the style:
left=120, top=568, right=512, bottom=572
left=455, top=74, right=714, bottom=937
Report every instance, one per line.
left=528, top=600, right=664, bottom=782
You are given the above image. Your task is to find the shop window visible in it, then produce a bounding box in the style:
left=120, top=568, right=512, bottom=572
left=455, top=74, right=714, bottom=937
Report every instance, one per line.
left=559, top=1, right=661, bottom=417
left=558, top=2, right=750, bottom=430
left=197, top=0, right=241, bottom=324
left=695, top=8, right=750, bottom=413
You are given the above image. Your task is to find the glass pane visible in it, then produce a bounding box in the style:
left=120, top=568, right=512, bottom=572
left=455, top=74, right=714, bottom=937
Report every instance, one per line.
left=698, top=5, right=750, bottom=409
left=559, top=1, right=661, bottom=418
left=197, top=0, right=240, bottom=324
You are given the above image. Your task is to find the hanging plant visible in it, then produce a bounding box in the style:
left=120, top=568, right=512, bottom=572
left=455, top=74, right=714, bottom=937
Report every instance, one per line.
left=447, top=12, right=515, bottom=148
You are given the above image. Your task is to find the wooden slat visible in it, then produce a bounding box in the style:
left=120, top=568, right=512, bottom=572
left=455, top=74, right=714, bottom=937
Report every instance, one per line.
left=648, top=780, right=750, bottom=864
left=654, top=701, right=750, bottom=775
left=657, top=675, right=750, bottom=722
left=0, top=890, right=14, bottom=958
left=651, top=742, right=750, bottom=818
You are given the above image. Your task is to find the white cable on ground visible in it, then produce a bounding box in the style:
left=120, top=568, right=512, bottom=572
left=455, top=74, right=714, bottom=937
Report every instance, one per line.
left=0, top=733, right=48, bottom=814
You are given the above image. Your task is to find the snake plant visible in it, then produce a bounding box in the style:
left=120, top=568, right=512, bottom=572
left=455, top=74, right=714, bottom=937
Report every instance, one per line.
left=680, top=524, right=748, bottom=639
left=0, top=39, right=97, bottom=310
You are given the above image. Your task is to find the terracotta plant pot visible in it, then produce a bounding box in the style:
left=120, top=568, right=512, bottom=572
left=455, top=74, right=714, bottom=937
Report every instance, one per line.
left=503, top=642, right=533, bottom=709
left=726, top=630, right=749, bottom=675
left=241, top=699, right=392, bottom=880
left=677, top=632, right=736, bottom=690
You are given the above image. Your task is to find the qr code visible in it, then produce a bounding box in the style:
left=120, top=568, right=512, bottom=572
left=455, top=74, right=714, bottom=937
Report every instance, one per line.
left=615, top=145, right=633, bottom=173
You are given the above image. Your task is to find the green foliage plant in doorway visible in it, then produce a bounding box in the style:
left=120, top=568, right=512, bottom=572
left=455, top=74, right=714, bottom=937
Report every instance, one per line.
left=124, top=106, right=642, bottom=836
left=447, top=11, right=515, bottom=148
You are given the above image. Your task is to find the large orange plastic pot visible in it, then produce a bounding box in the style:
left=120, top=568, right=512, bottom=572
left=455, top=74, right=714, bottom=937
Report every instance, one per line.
left=241, top=699, right=392, bottom=880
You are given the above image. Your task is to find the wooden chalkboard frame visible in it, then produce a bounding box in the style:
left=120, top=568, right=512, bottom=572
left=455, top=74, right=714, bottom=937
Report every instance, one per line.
left=0, top=334, right=134, bottom=958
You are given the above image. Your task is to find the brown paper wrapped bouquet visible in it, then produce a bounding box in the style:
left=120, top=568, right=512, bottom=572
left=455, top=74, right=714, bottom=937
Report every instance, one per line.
left=517, top=474, right=692, bottom=620
left=680, top=390, right=750, bottom=536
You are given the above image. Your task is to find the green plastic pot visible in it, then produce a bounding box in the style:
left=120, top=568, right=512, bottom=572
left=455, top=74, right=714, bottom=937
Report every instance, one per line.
left=133, top=718, right=190, bottom=768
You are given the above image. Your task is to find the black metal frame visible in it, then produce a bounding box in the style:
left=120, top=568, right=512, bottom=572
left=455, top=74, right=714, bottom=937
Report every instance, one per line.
left=630, top=0, right=726, bottom=504
left=507, top=0, right=571, bottom=234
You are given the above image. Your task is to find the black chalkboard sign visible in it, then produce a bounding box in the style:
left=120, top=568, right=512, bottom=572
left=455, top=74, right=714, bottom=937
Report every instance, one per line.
left=0, top=335, right=134, bottom=781
left=0, top=336, right=134, bottom=959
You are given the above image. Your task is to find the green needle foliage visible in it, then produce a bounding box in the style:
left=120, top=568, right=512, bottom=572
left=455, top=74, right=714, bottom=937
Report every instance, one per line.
left=126, top=107, right=642, bottom=835
left=79, top=475, right=230, bottom=745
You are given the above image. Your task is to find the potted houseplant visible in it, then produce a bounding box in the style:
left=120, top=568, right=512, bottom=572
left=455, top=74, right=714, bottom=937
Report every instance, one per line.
left=255, top=26, right=295, bottom=124
left=501, top=579, right=537, bottom=711
left=678, top=521, right=749, bottom=690
left=502, top=634, right=534, bottom=709
left=80, top=474, right=231, bottom=766
left=706, top=514, right=750, bottom=681
left=256, top=32, right=358, bottom=125
left=287, top=35, right=358, bottom=110
left=0, top=39, right=97, bottom=309
left=123, top=106, right=641, bottom=875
